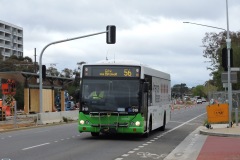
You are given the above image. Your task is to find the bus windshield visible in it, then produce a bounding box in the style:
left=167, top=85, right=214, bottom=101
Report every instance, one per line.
left=81, top=79, right=140, bottom=113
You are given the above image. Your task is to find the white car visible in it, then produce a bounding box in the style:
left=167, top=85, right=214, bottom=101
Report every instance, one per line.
left=196, top=99, right=202, bottom=104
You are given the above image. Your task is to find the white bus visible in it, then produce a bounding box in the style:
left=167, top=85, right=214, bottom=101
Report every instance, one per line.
left=78, top=60, right=171, bottom=137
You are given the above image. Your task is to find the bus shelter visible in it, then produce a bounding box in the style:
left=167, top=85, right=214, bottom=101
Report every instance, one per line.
left=0, top=71, right=74, bottom=114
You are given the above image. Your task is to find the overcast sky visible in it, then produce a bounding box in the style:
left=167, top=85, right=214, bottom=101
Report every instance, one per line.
left=1, top=0, right=240, bottom=87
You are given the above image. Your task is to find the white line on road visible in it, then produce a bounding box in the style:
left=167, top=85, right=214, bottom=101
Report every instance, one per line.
left=116, top=112, right=206, bottom=160
left=164, top=112, right=206, bottom=135
left=22, top=143, right=50, bottom=151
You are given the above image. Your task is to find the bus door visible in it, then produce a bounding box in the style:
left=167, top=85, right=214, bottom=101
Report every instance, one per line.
left=142, top=82, right=148, bottom=131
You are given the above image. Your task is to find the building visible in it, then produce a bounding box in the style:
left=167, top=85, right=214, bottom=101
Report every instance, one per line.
left=0, top=20, right=23, bottom=60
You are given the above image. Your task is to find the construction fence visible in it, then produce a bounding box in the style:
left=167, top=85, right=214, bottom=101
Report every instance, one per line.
left=208, top=90, right=240, bottom=108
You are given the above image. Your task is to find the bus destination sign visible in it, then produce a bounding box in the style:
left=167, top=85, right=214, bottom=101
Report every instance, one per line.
left=83, top=66, right=140, bottom=78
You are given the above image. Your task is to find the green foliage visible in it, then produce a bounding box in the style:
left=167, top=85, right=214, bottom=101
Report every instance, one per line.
left=47, top=66, right=60, bottom=76
left=192, top=85, right=205, bottom=97
left=0, top=55, right=35, bottom=72
left=202, top=31, right=240, bottom=90
left=171, top=83, right=190, bottom=98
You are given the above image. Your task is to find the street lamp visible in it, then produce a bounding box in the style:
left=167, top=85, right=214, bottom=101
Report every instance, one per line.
left=183, top=0, right=232, bottom=127
left=39, top=25, right=116, bottom=113
left=183, top=22, right=226, bottom=31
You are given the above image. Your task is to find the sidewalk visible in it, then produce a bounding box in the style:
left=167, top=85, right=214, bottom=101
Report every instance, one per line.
left=164, top=123, right=240, bottom=160
left=200, top=123, right=240, bottom=137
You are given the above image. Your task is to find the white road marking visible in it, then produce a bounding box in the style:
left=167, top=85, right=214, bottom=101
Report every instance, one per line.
left=22, top=143, right=50, bottom=150
left=117, top=112, right=206, bottom=160
left=128, top=151, right=135, bottom=154
left=164, top=113, right=206, bottom=135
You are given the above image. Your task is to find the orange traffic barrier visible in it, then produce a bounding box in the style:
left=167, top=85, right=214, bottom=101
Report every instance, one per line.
left=206, top=103, right=229, bottom=123
left=2, top=106, right=11, bottom=116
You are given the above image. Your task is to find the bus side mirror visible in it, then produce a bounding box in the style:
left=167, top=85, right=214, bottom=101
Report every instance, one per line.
left=143, top=82, right=148, bottom=93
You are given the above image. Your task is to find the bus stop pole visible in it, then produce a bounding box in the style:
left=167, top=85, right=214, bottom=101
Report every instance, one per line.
left=39, top=31, right=106, bottom=113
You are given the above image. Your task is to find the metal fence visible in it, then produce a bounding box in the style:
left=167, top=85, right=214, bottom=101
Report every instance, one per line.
left=208, top=90, right=240, bottom=108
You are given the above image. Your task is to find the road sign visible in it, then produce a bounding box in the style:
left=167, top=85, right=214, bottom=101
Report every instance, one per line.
left=221, top=72, right=237, bottom=83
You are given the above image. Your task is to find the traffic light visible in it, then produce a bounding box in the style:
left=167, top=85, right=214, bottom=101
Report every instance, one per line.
left=106, top=25, right=116, bottom=44
left=42, top=65, right=46, bottom=79
left=221, top=47, right=233, bottom=71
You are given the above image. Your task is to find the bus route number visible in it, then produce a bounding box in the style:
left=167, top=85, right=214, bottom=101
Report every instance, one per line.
left=124, top=69, right=132, bottom=77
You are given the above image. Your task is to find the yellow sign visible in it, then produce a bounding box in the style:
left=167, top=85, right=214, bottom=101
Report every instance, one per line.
left=206, top=103, right=229, bottom=123
left=124, top=69, right=132, bottom=77
left=99, top=69, right=118, bottom=77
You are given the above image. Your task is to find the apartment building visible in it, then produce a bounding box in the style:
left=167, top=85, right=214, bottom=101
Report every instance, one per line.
left=0, top=20, right=23, bottom=60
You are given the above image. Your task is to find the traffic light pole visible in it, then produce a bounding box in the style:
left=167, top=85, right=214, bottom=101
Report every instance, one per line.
left=183, top=0, right=232, bottom=127
left=226, top=0, right=232, bottom=127
left=39, top=31, right=106, bottom=113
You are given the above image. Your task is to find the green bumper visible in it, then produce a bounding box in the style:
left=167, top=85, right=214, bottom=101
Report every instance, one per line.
left=78, top=112, right=145, bottom=134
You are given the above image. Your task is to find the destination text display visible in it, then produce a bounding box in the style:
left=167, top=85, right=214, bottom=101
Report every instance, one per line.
left=83, top=66, right=140, bottom=78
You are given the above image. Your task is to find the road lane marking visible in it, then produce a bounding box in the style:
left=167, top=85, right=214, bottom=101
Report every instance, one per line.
left=164, top=112, right=206, bottom=134
left=22, top=143, right=50, bottom=151
left=116, top=112, right=206, bottom=160
left=128, top=151, right=135, bottom=154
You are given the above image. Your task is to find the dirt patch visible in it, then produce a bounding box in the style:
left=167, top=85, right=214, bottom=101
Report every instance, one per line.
left=0, top=123, right=36, bottom=130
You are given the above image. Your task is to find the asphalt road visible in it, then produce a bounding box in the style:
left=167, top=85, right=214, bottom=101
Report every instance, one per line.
left=0, top=103, right=207, bottom=160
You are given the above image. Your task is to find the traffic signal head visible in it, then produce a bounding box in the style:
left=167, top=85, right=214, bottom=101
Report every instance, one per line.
left=42, top=65, right=46, bottom=79
left=106, top=25, right=116, bottom=44
left=221, top=47, right=233, bottom=71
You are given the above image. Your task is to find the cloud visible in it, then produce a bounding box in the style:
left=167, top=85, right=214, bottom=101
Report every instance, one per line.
left=0, top=0, right=239, bottom=88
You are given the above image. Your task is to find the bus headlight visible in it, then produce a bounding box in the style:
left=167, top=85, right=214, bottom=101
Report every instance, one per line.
left=80, top=120, right=85, bottom=125
left=135, top=121, right=141, bottom=126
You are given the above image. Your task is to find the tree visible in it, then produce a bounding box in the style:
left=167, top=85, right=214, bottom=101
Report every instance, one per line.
left=192, top=85, right=205, bottom=98
left=60, top=68, right=73, bottom=78
left=202, top=31, right=240, bottom=90
left=202, top=80, right=218, bottom=99
left=47, top=66, right=60, bottom=77
left=171, top=83, right=190, bottom=98
left=0, top=55, right=35, bottom=72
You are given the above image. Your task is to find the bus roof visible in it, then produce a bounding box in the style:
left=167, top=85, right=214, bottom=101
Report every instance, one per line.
left=82, top=59, right=170, bottom=80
